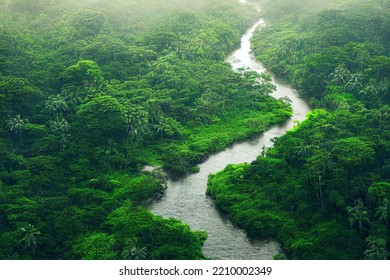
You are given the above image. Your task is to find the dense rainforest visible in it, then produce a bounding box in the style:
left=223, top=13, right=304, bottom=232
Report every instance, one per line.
left=1, top=0, right=389, bottom=261
left=0, top=0, right=294, bottom=259
left=208, top=0, right=390, bottom=259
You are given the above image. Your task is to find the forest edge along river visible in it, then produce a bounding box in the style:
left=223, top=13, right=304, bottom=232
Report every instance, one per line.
left=148, top=1, right=311, bottom=260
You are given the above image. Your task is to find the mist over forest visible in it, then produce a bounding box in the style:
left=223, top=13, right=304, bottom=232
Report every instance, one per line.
left=0, top=0, right=389, bottom=260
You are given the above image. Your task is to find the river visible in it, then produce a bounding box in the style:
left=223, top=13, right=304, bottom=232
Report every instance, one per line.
left=148, top=2, right=311, bottom=260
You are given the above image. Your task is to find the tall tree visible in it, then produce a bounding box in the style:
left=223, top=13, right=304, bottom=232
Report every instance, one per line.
left=346, top=199, right=370, bottom=236
left=375, top=199, right=390, bottom=227
left=7, top=115, right=26, bottom=144
left=76, top=95, right=127, bottom=143
left=19, top=223, right=41, bottom=254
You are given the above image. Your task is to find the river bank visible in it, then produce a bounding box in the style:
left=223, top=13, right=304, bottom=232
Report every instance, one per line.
left=149, top=14, right=310, bottom=259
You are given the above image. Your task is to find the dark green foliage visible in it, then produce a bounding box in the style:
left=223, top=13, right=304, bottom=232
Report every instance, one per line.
left=0, top=0, right=288, bottom=260
left=207, top=0, right=390, bottom=259
left=107, top=203, right=207, bottom=260
left=76, top=95, right=127, bottom=142
left=0, top=77, right=43, bottom=117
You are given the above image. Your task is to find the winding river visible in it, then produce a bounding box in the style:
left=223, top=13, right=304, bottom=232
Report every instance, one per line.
left=149, top=1, right=311, bottom=260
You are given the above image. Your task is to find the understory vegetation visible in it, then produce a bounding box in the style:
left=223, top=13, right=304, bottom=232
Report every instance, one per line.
left=208, top=0, right=390, bottom=259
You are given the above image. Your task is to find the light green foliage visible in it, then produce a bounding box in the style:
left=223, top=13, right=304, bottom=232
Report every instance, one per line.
left=71, top=10, right=109, bottom=38
left=60, top=60, right=104, bottom=90
left=72, top=232, right=117, bottom=260
left=112, top=173, right=165, bottom=203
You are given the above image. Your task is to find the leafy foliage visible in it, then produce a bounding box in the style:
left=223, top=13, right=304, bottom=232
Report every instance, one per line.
left=0, top=0, right=291, bottom=259
left=208, top=0, right=390, bottom=259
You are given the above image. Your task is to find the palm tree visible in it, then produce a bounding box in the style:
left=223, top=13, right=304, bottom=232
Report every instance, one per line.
left=364, top=236, right=388, bottom=260
left=62, top=85, right=82, bottom=107
left=58, top=119, right=71, bottom=149
left=126, top=106, right=149, bottom=141
left=49, top=118, right=71, bottom=150
left=59, top=133, right=71, bottom=150
left=19, top=223, right=41, bottom=253
left=7, top=115, right=26, bottom=144
left=121, top=241, right=148, bottom=260
left=294, top=142, right=317, bottom=158
left=345, top=74, right=363, bottom=93
left=359, top=84, right=377, bottom=98
left=378, top=80, right=390, bottom=97
left=129, top=245, right=148, bottom=260
left=306, top=150, right=331, bottom=207
left=346, top=199, right=370, bottom=235
left=329, top=65, right=350, bottom=87
left=44, top=98, right=56, bottom=115
left=377, top=106, right=389, bottom=129
left=154, top=117, right=175, bottom=138
left=375, top=199, right=390, bottom=226
left=58, top=118, right=71, bottom=133
left=44, top=94, right=68, bottom=117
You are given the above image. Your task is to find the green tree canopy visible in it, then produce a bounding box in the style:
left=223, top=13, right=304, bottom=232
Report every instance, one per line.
left=76, top=95, right=127, bottom=142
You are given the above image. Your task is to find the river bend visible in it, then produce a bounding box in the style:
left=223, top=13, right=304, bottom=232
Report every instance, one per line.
left=149, top=8, right=310, bottom=260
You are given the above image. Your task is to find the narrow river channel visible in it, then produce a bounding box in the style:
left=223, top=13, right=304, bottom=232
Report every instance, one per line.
left=149, top=1, right=311, bottom=260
